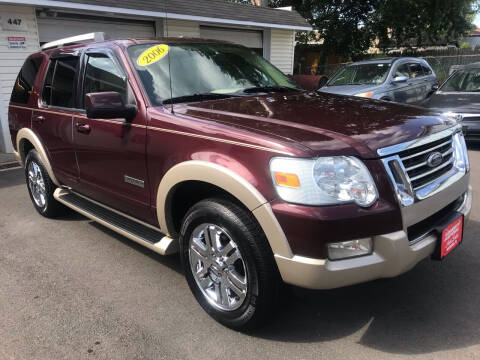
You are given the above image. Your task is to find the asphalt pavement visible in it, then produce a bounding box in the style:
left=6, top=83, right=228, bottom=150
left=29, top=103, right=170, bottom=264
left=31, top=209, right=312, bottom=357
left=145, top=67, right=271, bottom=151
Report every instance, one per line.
left=1, top=150, right=479, bottom=360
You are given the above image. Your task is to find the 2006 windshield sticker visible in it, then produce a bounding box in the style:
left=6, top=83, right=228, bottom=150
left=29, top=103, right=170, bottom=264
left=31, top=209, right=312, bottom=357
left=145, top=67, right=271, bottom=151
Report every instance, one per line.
left=137, top=44, right=169, bottom=66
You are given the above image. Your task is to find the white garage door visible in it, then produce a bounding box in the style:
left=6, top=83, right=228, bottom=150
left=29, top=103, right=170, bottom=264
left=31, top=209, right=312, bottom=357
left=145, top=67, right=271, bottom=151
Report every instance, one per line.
left=200, top=26, right=263, bottom=52
left=37, top=15, right=155, bottom=44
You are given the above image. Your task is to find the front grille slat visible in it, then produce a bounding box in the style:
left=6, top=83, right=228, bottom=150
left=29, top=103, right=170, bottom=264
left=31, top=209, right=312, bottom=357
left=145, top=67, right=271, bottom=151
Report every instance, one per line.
left=392, top=133, right=455, bottom=193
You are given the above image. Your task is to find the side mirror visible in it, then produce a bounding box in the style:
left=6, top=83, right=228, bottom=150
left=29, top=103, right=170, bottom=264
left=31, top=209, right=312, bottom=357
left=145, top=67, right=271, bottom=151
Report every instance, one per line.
left=392, top=75, right=408, bottom=83
left=431, top=84, right=439, bottom=92
left=85, top=92, right=137, bottom=122
left=318, top=76, right=329, bottom=88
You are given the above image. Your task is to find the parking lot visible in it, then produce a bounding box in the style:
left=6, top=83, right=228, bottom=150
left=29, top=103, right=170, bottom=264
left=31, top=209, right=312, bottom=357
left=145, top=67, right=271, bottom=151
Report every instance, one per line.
left=0, top=149, right=478, bottom=360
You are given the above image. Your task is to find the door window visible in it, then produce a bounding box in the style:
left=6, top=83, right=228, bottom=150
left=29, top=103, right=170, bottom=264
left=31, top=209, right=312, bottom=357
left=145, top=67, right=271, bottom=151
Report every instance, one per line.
left=10, top=56, right=43, bottom=104
left=83, top=54, right=127, bottom=106
left=408, top=63, right=424, bottom=78
left=394, top=64, right=410, bottom=79
left=41, top=57, right=79, bottom=108
left=421, top=64, right=432, bottom=76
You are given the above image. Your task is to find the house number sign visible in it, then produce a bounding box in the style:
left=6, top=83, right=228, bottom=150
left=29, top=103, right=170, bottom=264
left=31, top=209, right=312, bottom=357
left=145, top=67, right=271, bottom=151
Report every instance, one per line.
left=1, top=16, right=29, bottom=31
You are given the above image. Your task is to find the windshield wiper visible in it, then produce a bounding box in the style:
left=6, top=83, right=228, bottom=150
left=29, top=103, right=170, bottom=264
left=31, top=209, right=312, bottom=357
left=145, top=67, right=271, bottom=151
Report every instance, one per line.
left=238, top=85, right=301, bottom=94
left=163, top=92, right=238, bottom=105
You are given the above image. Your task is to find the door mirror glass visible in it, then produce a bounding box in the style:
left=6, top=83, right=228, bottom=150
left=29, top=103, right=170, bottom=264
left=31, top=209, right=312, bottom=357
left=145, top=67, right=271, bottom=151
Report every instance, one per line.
left=85, top=91, right=137, bottom=121
left=393, top=75, right=408, bottom=83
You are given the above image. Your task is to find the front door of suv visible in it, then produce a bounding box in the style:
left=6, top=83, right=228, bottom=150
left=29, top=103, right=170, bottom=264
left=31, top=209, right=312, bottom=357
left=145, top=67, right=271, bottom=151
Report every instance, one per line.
left=73, top=49, right=153, bottom=223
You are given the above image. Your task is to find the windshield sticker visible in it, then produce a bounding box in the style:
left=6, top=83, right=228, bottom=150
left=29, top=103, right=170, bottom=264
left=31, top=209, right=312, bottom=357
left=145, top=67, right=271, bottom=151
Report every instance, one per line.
left=137, top=44, right=169, bottom=66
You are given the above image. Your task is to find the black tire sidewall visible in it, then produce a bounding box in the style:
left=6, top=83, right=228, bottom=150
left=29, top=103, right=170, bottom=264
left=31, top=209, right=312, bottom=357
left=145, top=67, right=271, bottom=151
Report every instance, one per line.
left=180, top=200, right=265, bottom=329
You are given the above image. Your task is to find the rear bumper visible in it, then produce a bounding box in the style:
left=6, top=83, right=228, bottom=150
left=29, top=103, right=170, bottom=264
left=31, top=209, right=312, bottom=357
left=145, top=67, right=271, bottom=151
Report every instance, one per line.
left=274, top=181, right=472, bottom=290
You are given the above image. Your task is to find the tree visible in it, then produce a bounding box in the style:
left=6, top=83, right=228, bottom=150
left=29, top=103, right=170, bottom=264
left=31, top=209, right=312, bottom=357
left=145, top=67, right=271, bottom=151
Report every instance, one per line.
left=373, top=0, right=479, bottom=50
left=269, top=0, right=479, bottom=59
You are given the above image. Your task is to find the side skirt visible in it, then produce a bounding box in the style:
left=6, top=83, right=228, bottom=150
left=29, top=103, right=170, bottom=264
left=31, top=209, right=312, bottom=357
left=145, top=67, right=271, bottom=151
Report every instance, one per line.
left=54, top=188, right=178, bottom=255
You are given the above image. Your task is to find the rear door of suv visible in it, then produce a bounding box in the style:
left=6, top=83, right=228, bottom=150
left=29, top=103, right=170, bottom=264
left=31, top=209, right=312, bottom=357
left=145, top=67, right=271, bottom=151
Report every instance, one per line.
left=33, top=52, right=80, bottom=185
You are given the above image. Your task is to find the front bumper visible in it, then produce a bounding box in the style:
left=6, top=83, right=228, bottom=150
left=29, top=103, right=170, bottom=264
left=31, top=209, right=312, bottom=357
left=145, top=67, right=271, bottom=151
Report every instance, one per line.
left=274, top=181, right=472, bottom=290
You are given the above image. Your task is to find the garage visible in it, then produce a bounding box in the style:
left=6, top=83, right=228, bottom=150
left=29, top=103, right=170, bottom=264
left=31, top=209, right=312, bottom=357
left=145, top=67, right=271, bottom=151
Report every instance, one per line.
left=200, top=26, right=263, bottom=55
left=36, top=12, right=155, bottom=45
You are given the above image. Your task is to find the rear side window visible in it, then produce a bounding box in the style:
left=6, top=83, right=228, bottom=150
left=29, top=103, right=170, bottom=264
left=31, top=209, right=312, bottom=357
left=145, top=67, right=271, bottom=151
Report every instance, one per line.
left=42, top=57, right=79, bottom=108
left=408, top=63, right=424, bottom=78
left=421, top=64, right=432, bottom=75
left=10, top=56, right=43, bottom=104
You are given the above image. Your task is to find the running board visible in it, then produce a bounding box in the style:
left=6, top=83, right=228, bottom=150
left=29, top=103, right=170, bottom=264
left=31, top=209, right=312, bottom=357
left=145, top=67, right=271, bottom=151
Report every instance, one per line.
left=54, top=188, right=178, bottom=255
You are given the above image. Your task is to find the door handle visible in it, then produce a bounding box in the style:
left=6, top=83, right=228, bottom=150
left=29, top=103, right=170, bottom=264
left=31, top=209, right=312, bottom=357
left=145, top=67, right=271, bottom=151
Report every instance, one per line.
left=33, top=116, right=45, bottom=124
left=75, top=123, right=91, bottom=134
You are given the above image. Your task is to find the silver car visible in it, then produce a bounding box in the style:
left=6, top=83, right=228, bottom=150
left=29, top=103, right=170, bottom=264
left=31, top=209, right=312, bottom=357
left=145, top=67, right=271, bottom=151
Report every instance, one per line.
left=319, top=57, right=438, bottom=104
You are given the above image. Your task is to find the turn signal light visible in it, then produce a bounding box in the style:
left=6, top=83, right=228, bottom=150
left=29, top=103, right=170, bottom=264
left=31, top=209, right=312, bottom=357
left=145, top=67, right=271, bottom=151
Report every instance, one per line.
left=273, top=172, right=300, bottom=188
left=355, top=91, right=374, bottom=98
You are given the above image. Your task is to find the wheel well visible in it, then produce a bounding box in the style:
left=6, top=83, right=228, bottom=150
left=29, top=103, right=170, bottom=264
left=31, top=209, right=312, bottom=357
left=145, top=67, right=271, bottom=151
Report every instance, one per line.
left=19, top=138, right=34, bottom=164
left=165, top=180, right=250, bottom=237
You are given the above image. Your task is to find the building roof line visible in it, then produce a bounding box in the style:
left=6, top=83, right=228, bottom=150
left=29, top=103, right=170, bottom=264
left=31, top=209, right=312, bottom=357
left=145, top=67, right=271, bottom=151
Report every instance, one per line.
left=1, top=0, right=312, bottom=31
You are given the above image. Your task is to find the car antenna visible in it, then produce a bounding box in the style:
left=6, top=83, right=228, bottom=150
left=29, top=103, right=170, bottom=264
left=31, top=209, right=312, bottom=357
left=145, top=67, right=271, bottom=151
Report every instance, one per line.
left=164, top=0, right=175, bottom=114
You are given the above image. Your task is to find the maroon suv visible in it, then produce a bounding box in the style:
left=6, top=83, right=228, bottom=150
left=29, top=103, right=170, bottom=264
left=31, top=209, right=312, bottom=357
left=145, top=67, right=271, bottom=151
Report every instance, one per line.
left=8, top=35, right=472, bottom=330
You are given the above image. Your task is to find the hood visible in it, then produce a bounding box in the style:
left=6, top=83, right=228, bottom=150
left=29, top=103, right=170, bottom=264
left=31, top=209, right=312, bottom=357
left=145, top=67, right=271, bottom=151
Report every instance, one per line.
left=174, top=91, right=457, bottom=159
left=423, top=92, right=480, bottom=114
left=319, top=84, right=378, bottom=96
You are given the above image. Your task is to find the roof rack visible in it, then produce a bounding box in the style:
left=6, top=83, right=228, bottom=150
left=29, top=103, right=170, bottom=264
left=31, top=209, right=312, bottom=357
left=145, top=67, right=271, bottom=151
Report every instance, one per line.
left=41, top=32, right=105, bottom=50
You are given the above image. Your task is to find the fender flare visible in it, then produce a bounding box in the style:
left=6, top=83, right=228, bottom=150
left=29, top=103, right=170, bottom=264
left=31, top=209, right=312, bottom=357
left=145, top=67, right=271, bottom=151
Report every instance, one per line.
left=16, top=128, right=60, bottom=186
left=156, top=160, right=293, bottom=258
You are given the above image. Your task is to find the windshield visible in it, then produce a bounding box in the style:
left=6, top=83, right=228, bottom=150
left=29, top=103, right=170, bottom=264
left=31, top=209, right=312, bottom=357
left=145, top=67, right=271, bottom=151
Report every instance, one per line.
left=327, top=63, right=392, bottom=86
left=127, top=43, right=298, bottom=105
left=440, top=68, right=480, bottom=92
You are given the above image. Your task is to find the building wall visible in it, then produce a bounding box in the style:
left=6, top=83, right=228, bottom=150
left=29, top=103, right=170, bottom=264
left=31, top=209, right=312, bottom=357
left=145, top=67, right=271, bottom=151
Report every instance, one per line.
left=0, top=4, right=40, bottom=153
left=270, top=29, right=295, bottom=74
left=165, top=19, right=200, bottom=38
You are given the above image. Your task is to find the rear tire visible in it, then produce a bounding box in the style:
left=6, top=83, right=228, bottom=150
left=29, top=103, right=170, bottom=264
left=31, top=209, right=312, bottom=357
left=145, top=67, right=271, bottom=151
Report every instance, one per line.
left=179, top=198, right=280, bottom=330
left=25, top=149, right=65, bottom=218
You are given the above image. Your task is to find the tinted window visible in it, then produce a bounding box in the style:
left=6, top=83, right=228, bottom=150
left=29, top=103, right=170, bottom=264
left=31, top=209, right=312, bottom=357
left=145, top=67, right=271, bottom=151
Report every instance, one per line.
left=408, top=63, right=423, bottom=78
left=51, top=57, right=79, bottom=108
left=328, top=63, right=391, bottom=86
left=42, top=61, right=55, bottom=105
left=421, top=64, right=432, bottom=75
left=394, top=64, right=410, bottom=78
left=83, top=55, right=127, bottom=106
left=10, top=57, right=43, bottom=104
left=440, top=68, right=480, bottom=92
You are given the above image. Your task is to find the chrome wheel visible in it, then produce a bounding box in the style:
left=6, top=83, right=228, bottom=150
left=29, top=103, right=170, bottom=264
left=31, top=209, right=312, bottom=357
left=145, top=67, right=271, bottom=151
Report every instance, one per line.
left=27, top=161, right=46, bottom=208
left=189, top=223, right=248, bottom=311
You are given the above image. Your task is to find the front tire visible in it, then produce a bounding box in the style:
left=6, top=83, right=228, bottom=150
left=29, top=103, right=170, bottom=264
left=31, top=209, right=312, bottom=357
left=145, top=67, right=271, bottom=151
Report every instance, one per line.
left=179, top=198, right=280, bottom=330
left=25, top=149, right=65, bottom=218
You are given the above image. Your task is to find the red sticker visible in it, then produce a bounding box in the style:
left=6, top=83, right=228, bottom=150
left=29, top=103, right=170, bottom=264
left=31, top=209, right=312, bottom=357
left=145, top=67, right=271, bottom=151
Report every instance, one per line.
left=441, top=216, right=463, bottom=258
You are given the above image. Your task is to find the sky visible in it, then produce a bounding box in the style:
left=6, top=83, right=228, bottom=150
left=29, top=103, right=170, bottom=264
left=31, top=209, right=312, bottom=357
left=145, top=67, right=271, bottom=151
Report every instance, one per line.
left=475, top=13, right=480, bottom=28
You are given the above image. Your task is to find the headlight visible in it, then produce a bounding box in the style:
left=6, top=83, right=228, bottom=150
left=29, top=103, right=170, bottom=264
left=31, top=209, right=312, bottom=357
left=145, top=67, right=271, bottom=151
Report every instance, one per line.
left=354, top=91, right=374, bottom=98
left=453, top=131, right=470, bottom=172
left=270, top=156, right=378, bottom=207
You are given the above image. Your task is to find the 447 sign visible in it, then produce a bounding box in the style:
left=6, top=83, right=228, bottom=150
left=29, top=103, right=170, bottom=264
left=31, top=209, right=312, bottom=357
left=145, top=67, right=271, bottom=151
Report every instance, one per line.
left=1, top=16, right=28, bottom=31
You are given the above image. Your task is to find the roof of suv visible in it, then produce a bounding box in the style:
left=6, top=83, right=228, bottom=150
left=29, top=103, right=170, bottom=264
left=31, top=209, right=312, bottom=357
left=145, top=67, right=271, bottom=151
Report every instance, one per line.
left=348, top=57, right=427, bottom=66
left=39, top=37, right=239, bottom=56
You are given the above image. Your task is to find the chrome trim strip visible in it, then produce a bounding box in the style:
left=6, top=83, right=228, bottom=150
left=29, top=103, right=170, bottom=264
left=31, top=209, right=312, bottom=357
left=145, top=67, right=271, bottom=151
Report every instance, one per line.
left=404, top=148, right=453, bottom=171
left=377, top=125, right=460, bottom=157
left=400, top=139, right=452, bottom=161
left=409, top=157, right=454, bottom=182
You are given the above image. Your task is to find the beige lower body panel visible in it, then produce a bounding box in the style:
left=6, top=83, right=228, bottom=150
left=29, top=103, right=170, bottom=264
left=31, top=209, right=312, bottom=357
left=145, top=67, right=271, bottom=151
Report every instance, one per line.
left=275, top=185, right=472, bottom=290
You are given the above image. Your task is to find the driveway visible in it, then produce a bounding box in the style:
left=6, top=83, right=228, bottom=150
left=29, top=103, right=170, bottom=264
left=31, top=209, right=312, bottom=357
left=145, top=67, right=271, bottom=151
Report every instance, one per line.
left=1, top=150, right=479, bottom=360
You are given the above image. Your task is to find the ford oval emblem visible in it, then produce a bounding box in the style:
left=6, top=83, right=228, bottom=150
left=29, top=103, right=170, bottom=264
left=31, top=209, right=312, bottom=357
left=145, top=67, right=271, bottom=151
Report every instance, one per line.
left=426, top=151, right=443, bottom=168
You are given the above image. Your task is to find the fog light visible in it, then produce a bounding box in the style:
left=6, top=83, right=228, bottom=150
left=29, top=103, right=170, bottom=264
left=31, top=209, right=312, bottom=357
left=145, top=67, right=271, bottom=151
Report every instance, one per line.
left=327, top=238, right=373, bottom=260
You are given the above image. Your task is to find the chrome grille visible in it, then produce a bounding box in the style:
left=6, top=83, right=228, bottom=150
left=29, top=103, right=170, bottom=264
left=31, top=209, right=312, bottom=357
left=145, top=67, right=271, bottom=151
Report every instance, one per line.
left=379, top=126, right=467, bottom=206
left=398, top=135, right=454, bottom=190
